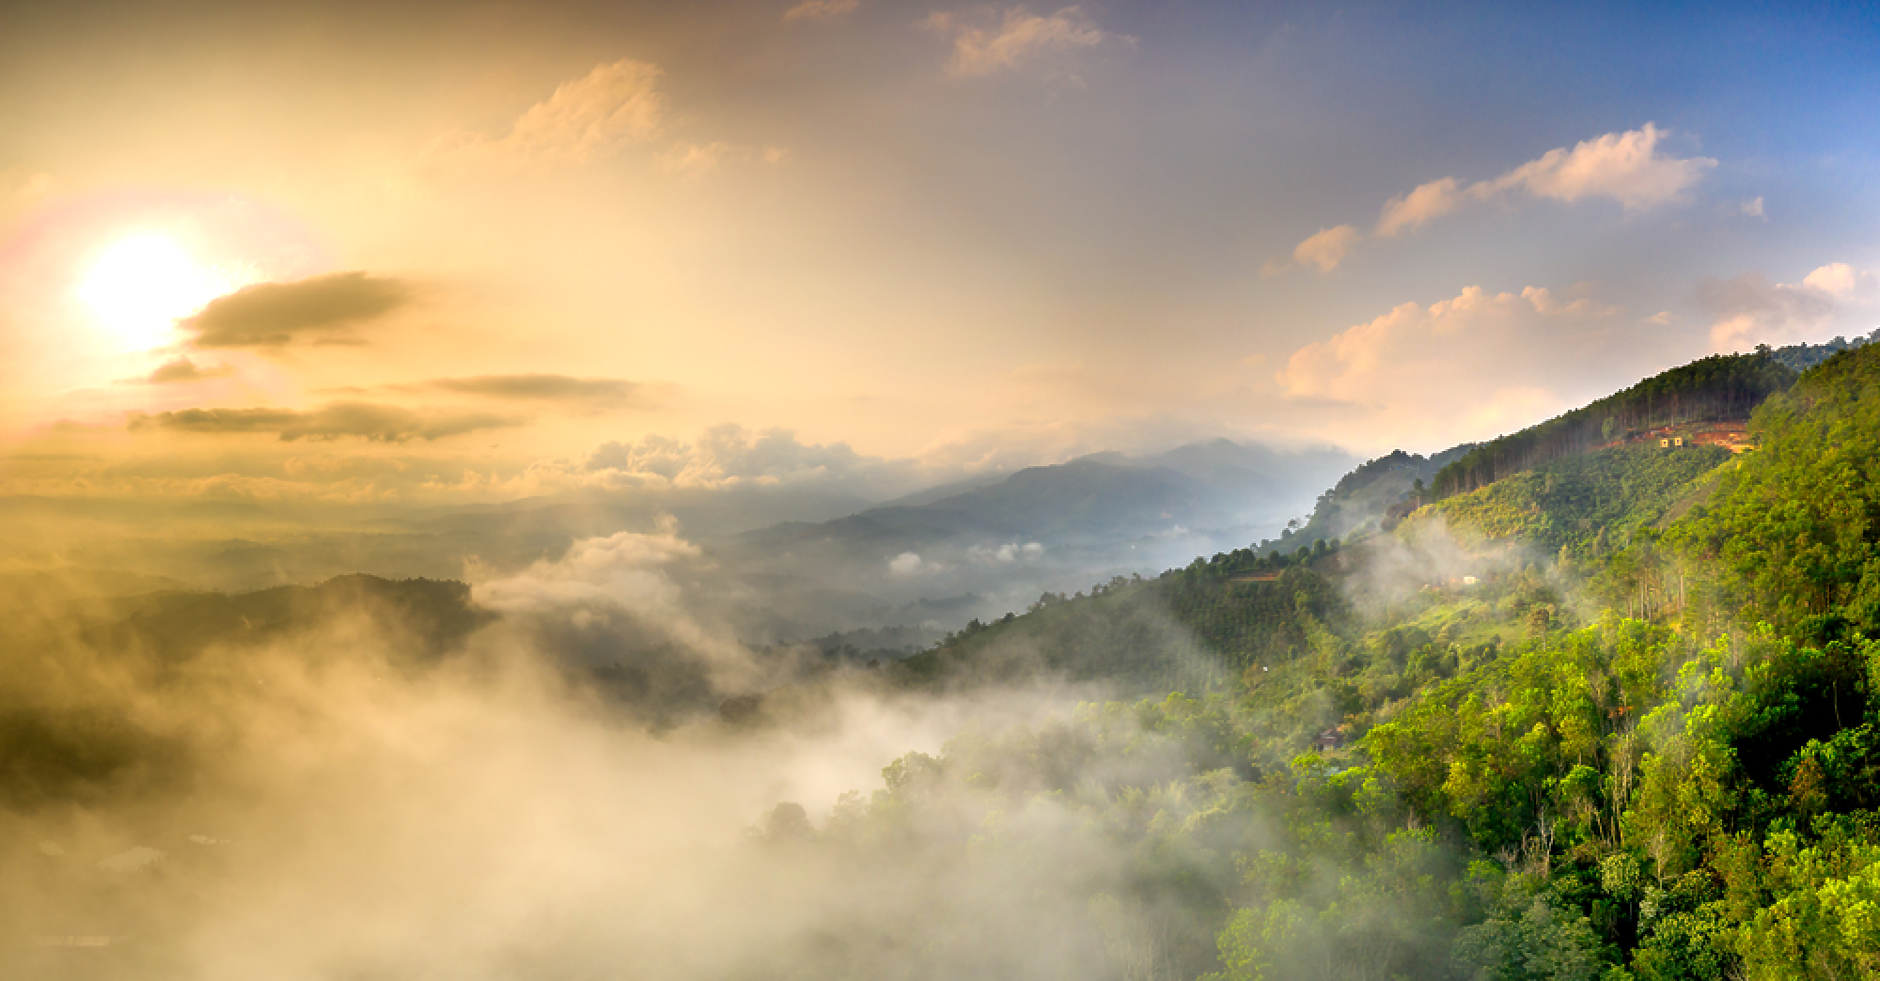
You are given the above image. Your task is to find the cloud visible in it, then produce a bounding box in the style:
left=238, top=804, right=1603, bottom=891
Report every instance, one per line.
left=969, top=541, right=1044, bottom=565
left=492, top=60, right=666, bottom=164
left=434, top=60, right=778, bottom=179
left=405, top=374, right=654, bottom=410
left=127, top=401, right=523, bottom=442
left=655, top=141, right=789, bottom=179
left=1375, top=178, right=1464, bottom=238
left=475, top=528, right=764, bottom=696
left=1741, top=196, right=1765, bottom=218
left=925, top=6, right=1118, bottom=77
left=1488, top=124, right=1715, bottom=208
left=1290, top=224, right=1361, bottom=272
left=1277, top=285, right=1631, bottom=446
left=134, top=356, right=234, bottom=385
left=1801, top=262, right=1872, bottom=299
left=1698, top=262, right=1879, bottom=350
left=183, top=273, right=412, bottom=348
left=1370, top=124, right=1715, bottom=238
left=888, top=551, right=925, bottom=575
left=583, top=424, right=934, bottom=495
left=784, top=0, right=859, bottom=20
left=1280, top=126, right=1715, bottom=272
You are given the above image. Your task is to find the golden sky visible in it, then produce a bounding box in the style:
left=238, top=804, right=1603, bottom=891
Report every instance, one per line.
left=3, top=0, right=1877, bottom=515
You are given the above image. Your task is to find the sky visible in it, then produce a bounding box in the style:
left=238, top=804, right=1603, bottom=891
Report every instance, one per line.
left=3, top=0, right=1878, bottom=515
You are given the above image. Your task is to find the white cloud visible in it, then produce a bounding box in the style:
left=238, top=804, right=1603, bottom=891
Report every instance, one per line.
left=1802, top=262, right=1870, bottom=298
left=784, top=0, right=859, bottom=20
left=477, top=528, right=705, bottom=615
left=1370, top=124, right=1715, bottom=237
left=925, top=6, right=1116, bottom=77
left=1376, top=178, right=1463, bottom=238
left=1700, top=262, right=1878, bottom=350
left=888, top=552, right=925, bottom=575
left=1486, top=124, right=1715, bottom=209
left=1290, top=224, right=1361, bottom=272
left=1277, top=285, right=1631, bottom=446
left=1741, top=196, right=1765, bottom=218
left=474, top=528, right=766, bottom=693
left=968, top=541, right=1045, bottom=564
left=583, top=424, right=936, bottom=498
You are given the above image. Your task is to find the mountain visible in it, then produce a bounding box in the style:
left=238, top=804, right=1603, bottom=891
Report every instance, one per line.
left=706, top=440, right=1356, bottom=638
left=740, top=440, right=1355, bottom=551
left=1250, top=444, right=1477, bottom=555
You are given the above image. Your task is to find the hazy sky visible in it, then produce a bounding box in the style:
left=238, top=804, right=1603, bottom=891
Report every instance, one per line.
left=3, top=0, right=1877, bottom=510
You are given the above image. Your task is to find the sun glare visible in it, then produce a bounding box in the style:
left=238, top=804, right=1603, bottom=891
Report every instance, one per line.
left=76, top=234, right=248, bottom=351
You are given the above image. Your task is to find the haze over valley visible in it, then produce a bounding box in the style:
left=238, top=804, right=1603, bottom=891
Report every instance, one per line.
left=5, top=2, right=1880, bottom=979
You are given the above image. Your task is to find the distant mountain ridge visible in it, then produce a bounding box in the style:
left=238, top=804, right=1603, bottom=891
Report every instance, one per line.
left=737, top=439, right=1355, bottom=552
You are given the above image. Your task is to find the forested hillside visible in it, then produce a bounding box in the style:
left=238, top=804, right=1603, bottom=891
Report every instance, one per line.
left=1410, top=442, right=1729, bottom=559
left=771, top=344, right=1880, bottom=980
left=1432, top=352, right=1792, bottom=497
left=1257, top=445, right=1475, bottom=553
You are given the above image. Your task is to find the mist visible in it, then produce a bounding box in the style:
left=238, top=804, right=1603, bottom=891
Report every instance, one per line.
left=0, top=553, right=1272, bottom=981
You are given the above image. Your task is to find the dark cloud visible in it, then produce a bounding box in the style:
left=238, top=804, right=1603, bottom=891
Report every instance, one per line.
left=184, top=273, right=412, bottom=348
left=127, top=401, right=521, bottom=442
left=142, top=356, right=233, bottom=384
left=416, top=374, right=650, bottom=407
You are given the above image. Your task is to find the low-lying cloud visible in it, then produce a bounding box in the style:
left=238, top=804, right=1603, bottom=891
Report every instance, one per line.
left=0, top=584, right=1140, bottom=981
left=128, top=401, right=522, bottom=442
left=183, top=272, right=412, bottom=348
left=472, top=528, right=775, bottom=710
left=583, top=423, right=936, bottom=497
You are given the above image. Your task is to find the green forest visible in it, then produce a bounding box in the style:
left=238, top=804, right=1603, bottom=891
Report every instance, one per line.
left=759, top=342, right=1880, bottom=979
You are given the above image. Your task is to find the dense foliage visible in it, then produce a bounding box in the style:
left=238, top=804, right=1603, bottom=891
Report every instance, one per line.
left=890, top=546, right=1349, bottom=697
left=802, top=344, right=1880, bottom=979
left=1411, top=443, right=1729, bottom=561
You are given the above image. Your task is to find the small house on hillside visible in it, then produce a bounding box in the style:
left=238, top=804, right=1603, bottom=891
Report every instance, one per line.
left=1315, top=728, right=1345, bottom=752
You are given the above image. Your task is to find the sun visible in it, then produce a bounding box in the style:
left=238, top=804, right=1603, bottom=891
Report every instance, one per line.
left=76, top=233, right=250, bottom=351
